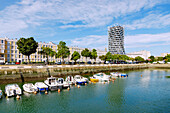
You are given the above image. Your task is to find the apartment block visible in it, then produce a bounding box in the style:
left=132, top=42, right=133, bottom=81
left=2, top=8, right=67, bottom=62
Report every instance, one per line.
left=108, top=26, right=125, bottom=55
left=0, top=37, right=107, bottom=63
left=0, top=37, right=57, bottom=63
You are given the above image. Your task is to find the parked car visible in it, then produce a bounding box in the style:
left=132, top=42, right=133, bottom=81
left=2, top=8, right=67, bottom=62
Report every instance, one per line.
left=15, top=62, right=20, bottom=65
left=87, top=61, right=92, bottom=64
left=77, top=62, right=85, bottom=64
left=96, top=62, right=101, bottom=64
left=56, top=62, right=62, bottom=65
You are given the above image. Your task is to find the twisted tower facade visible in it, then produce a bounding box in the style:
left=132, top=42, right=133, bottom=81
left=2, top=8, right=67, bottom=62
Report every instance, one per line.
left=108, top=26, right=125, bottom=55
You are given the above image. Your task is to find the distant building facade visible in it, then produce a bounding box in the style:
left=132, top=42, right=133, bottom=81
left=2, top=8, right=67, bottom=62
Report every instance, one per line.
left=160, top=53, right=170, bottom=57
left=0, top=37, right=57, bottom=63
left=126, top=50, right=151, bottom=60
left=108, top=26, right=125, bottom=55
left=0, top=37, right=106, bottom=63
left=68, top=46, right=107, bottom=62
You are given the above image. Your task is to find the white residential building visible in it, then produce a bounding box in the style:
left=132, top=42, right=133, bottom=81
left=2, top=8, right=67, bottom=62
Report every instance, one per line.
left=126, top=50, right=151, bottom=60
left=160, top=53, right=170, bottom=57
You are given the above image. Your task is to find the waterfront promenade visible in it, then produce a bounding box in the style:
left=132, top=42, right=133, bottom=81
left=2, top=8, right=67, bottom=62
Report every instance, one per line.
left=0, top=64, right=169, bottom=84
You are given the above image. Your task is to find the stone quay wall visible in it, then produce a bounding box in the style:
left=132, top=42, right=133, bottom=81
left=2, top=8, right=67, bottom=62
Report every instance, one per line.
left=0, top=64, right=168, bottom=84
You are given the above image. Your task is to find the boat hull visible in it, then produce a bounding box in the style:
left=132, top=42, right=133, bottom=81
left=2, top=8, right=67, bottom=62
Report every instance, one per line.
left=62, top=85, right=70, bottom=89
left=38, top=88, right=49, bottom=92
left=76, top=81, right=87, bottom=85
left=48, top=86, right=58, bottom=91
left=0, top=90, right=2, bottom=99
left=23, top=84, right=38, bottom=93
left=90, top=78, right=99, bottom=83
left=121, top=74, right=128, bottom=77
left=5, top=89, right=22, bottom=97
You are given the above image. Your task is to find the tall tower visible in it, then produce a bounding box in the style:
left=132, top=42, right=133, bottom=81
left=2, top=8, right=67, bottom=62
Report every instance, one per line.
left=108, top=26, right=125, bottom=55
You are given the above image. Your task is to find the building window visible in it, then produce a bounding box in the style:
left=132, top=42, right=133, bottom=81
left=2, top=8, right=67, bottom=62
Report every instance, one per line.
left=1, top=40, right=3, bottom=43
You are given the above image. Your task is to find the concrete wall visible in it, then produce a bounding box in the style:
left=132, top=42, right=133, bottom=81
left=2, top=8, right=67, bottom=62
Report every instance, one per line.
left=0, top=64, right=151, bottom=84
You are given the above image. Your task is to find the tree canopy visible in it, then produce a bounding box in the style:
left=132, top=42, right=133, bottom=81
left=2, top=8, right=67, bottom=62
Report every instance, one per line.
left=57, top=41, right=70, bottom=63
left=135, top=56, right=145, bottom=62
left=81, top=48, right=91, bottom=63
left=105, top=52, right=112, bottom=61
left=17, top=37, right=38, bottom=63
left=164, top=54, right=170, bottom=62
left=90, top=49, right=98, bottom=61
left=38, top=47, right=56, bottom=64
left=99, top=55, right=106, bottom=62
left=149, top=56, right=155, bottom=62
left=71, top=51, right=80, bottom=63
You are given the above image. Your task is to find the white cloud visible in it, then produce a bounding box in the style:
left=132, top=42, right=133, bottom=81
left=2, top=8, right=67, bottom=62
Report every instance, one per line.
left=125, top=13, right=170, bottom=30
left=68, top=32, right=170, bottom=50
left=0, top=0, right=163, bottom=34
left=125, top=32, right=170, bottom=48
left=70, top=35, right=108, bottom=50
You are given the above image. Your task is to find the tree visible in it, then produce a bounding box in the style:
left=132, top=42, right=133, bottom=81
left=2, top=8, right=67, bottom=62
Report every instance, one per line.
left=99, top=55, right=106, bottom=63
left=105, top=52, right=112, bottom=61
left=157, top=57, right=163, bottom=61
left=149, top=56, right=155, bottom=62
left=164, top=54, right=170, bottom=62
left=135, top=56, right=144, bottom=62
left=57, top=41, right=70, bottom=64
left=71, top=51, right=80, bottom=63
left=38, top=47, right=56, bottom=64
left=120, top=55, right=129, bottom=61
left=17, top=37, right=38, bottom=63
left=90, top=49, right=98, bottom=63
left=81, top=48, right=91, bottom=63
left=112, top=54, right=119, bottom=61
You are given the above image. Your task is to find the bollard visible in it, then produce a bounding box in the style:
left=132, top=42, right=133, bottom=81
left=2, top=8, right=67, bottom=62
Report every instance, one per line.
left=16, top=95, right=20, bottom=99
left=34, top=91, right=37, bottom=94
left=58, top=89, right=61, bottom=93
left=77, top=85, right=80, bottom=88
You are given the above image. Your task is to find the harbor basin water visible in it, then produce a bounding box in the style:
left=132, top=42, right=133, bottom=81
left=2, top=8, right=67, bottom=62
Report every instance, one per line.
left=0, top=69, right=170, bottom=113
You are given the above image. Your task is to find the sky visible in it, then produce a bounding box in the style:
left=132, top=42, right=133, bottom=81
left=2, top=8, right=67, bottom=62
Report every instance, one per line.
left=0, top=0, right=170, bottom=56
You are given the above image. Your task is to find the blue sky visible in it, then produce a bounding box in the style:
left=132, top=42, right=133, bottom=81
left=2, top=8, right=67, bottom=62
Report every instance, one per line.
left=0, top=0, right=170, bottom=56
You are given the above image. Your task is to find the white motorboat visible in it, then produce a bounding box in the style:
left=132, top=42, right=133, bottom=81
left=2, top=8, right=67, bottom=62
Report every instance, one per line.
left=5, top=84, right=22, bottom=97
left=74, top=75, right=88, bottom=84
left=110, top=72, right=128, bottom=77
left=58, top=78, right=70, bottom=89
left=93, top=73, right=110, bottom=82
left=110, top=72, right=121, bottom=77
left=0, top=89, right=2, bottom=98
left=35, top=82, right=48, bottom=92
left=23, top=83, right=38, bottom=93
left=65, top=75, right=75, bottom=85
left=44, top=76, right=62, bottom=91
